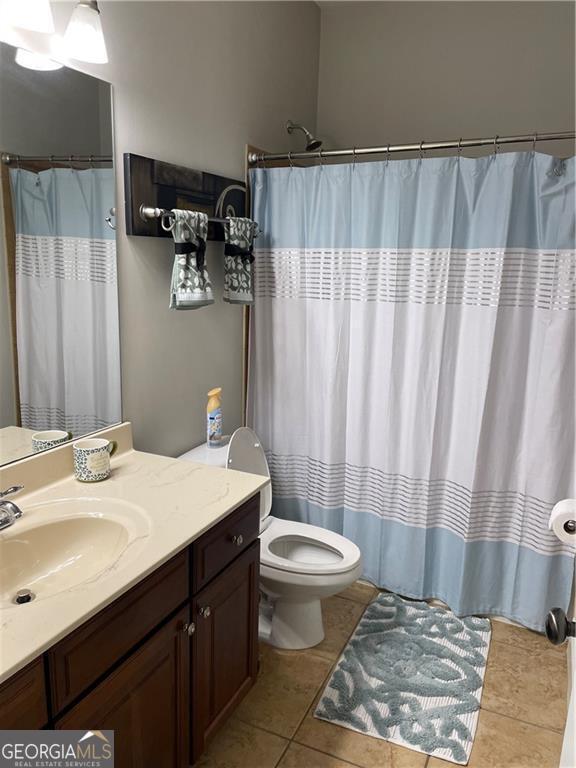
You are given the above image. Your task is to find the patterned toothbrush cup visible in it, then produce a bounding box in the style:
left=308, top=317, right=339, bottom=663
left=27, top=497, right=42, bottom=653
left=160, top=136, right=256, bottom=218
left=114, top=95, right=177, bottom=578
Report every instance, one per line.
left=73, top=438, right=118, bottom=482
left=32, top=430, right=72, bottom=453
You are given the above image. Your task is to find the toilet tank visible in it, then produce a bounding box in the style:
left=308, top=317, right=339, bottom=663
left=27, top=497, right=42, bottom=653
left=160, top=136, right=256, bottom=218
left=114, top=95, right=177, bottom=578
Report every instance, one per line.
left=178, top=439, right=230, bottom=467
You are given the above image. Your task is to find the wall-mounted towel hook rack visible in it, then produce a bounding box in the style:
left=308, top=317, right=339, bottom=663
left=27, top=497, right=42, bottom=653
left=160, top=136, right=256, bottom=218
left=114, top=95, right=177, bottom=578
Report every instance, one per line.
left=124, top=153, right=247, bottom=240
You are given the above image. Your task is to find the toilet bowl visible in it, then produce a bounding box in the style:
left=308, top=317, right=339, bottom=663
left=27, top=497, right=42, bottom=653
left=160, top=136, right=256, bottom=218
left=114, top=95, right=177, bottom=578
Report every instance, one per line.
left=178, top=427, right=362, bottom=649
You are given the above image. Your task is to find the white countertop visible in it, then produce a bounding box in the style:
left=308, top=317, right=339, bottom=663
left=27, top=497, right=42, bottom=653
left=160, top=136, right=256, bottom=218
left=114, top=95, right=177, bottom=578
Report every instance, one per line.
left=0, top=426, right=37, bottom=465
left=0, top=447, right=268, bottom=684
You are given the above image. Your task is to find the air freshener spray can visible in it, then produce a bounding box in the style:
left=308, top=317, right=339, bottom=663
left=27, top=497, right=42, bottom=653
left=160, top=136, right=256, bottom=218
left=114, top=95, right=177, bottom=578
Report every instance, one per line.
left=207, top=387, right=223, bottom=447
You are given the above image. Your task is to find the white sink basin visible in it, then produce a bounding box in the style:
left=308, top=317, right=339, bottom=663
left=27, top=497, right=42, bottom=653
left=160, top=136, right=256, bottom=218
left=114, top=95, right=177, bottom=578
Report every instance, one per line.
left=0, top=498, right=149, bottom=606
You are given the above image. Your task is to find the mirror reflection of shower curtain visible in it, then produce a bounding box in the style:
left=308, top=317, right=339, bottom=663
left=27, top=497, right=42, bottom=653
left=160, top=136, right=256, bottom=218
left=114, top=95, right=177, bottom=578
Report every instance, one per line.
left=9, top=167, right=121, bottom=435
left=249, top=153, right=576, bottom=632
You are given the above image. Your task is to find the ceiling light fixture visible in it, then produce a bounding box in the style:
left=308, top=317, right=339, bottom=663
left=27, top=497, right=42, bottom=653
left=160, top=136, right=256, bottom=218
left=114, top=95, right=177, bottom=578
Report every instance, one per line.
left=2, top=0, right=55, bottom=34
left=63, top=0, right=108, bottom=64
left=15, top=47, right=63, bottom=71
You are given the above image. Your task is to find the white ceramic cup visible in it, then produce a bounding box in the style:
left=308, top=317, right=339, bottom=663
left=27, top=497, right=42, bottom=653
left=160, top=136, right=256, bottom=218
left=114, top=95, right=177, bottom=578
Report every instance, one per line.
left=73, top=438, right=118, bottom=482
left=32, top=430, right=72, bottom=453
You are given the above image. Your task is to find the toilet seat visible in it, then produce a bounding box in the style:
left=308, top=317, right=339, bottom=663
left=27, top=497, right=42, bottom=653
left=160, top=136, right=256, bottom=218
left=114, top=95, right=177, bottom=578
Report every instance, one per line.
left=260, top=517, right=361, bottom=576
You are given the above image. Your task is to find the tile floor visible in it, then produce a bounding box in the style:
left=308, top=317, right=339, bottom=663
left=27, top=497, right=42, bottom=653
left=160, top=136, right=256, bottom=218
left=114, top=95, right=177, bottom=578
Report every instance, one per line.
left=196, top=582, right=568, bottom=768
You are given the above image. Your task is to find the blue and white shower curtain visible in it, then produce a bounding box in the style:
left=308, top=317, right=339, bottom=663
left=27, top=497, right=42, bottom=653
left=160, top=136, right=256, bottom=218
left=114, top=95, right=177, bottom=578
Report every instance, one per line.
left=249, top=153, right=575, bottom=631
left=10, top=168, right=121, bottom=435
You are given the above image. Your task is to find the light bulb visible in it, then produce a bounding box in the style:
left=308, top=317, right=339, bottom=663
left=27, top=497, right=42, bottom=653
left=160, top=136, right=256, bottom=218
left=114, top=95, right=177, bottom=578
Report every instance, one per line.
left=15, top=47, right=63, bottom=71
left=63, top=1, right=108, bottom=64
left=1, top=0, right=55, bottom=34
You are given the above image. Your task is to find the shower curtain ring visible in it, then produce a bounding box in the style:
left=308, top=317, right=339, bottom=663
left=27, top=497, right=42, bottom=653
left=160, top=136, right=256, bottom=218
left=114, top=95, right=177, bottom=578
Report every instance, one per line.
left=89, top=154, right=94, bottom=169
left=386, top=144, right=390, bottom=165
left=352, top=146, right=356, bottom=168
left=532, top=132, right=538, bottom=153
left=493, top=136, right=499, bottom=155
left=419, top=140, right=425, bottom=160
left=288, top=151, right=293, bottom=168
left=458, top=138, right=463, bottom=156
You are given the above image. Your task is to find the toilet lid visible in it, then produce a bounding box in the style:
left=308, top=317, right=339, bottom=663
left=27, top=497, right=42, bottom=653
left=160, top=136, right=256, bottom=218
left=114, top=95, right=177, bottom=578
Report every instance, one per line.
left=227, top=427, right=272, bottom=521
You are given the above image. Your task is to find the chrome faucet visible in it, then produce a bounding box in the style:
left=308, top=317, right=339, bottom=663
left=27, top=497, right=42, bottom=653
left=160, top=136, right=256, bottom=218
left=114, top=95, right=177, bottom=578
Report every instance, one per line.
left=0, top=485, right=24, bottom=531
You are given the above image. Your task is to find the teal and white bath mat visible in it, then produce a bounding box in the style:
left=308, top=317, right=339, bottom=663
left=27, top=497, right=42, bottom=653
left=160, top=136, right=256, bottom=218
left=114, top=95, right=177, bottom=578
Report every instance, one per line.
left=315, top=593, right=491, bottom=765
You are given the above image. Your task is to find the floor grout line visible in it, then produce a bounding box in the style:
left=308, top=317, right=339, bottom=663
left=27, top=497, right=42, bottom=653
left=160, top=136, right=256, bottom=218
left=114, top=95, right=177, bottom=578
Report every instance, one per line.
left=273, top=737, right=291, bottom=768
left=488, top=636, right=566, bottom=657
left=285, top=741, right=366, bottom=767
left=479, top=704, right=567, bottom=734
left=490, top=630, right=566, bottom=657
left=233, top=716, right=294, bottom=742
left=335, top=596, right=374, bottom=607
left=288, top=656, right=339, bottom=739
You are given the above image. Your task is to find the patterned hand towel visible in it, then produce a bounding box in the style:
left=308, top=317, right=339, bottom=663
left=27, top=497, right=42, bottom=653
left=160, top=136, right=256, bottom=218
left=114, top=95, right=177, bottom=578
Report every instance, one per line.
left=223, top=217, right=258, bottom=305
left=164, top=210, right=214, bottom=309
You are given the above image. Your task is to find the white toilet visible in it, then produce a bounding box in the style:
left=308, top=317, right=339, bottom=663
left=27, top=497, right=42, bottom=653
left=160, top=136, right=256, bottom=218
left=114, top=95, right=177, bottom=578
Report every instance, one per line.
left=178, top=427, right=362, bottom=649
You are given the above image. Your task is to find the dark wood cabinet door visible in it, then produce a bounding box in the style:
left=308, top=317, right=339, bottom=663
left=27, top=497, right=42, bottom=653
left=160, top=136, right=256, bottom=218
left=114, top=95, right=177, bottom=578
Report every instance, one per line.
left=0, top=659, right=47, bottom=729
left=56, top=607, right=190, bottom=768
left=192, top=540, right=260, bottom=761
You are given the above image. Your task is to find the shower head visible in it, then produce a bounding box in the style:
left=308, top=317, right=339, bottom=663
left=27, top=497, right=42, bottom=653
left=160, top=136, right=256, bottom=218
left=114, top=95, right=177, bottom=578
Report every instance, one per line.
left=286, top=120, right=323, bottom=152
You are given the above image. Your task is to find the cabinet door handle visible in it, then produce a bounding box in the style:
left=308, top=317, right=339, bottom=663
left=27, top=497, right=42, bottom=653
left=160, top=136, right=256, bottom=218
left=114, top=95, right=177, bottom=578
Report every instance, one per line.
left=199, top=606, right=211, bottom=619
left=183, top=622, right=196, bottom=636
left=232, top=534, right=244, bottom=547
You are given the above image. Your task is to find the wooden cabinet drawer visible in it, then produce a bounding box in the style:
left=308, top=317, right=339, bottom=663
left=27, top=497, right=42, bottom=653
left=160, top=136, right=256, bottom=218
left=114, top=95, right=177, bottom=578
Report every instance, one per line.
left=192, top=494, right=260, bottom=593
left=48, top=549, right=189, bottom=714
left=0, top=658, right=47, bottom=729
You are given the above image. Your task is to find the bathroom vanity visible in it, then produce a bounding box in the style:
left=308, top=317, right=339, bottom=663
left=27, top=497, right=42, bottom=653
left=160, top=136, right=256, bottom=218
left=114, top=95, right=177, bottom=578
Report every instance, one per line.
left=0, top=424, right=268, bottom=766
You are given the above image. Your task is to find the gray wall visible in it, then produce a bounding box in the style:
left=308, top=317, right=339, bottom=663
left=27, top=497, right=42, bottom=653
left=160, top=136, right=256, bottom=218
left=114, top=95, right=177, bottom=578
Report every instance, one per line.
left=2, top=1, right=320, bottom=457
left=316, top=2, right=575, bottom=156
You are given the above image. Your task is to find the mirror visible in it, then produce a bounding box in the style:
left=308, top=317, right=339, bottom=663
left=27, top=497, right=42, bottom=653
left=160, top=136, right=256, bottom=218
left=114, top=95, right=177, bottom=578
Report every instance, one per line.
left=0, top=41, right=120, bottom=466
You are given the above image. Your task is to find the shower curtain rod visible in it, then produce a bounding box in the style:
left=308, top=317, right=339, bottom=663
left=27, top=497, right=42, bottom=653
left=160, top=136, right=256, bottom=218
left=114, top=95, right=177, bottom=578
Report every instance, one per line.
left=1, top=152, right=112, bottom=165
left=247, top=130, right=576, bottom=165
